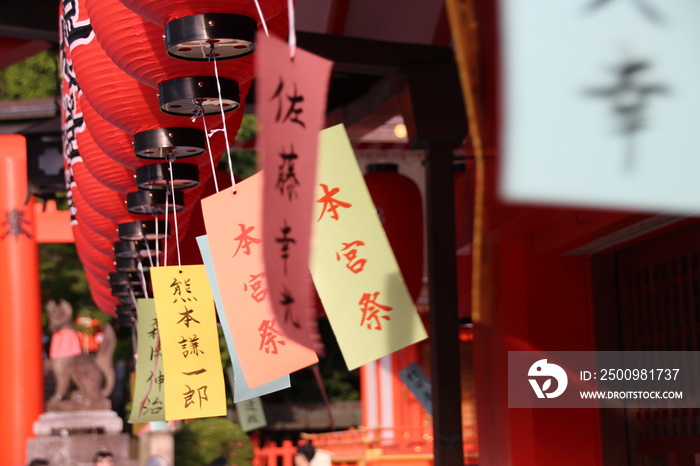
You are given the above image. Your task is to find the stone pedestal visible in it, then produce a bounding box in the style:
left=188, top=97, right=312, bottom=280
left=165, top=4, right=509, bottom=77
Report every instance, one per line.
left=27, top=411, right=136, bottom=466
left=32, top=410, right=124, bottom=436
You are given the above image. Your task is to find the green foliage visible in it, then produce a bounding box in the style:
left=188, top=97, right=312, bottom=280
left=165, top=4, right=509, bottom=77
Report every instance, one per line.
left=40, top=243, right=93, bottom=312
left=0, top=50, right=58, bottom=100
left=174, top=417, right=254, bottom=466
left=222, top=113, right=258, bottom=181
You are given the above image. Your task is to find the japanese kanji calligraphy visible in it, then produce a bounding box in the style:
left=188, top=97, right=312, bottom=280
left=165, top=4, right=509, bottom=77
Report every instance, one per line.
left=197, top=235, right=290, bottom=403
left=258, top=33, right=332, bottom=352
left=129, top=298, right=166, bottom=423
left=500, top=0, right=700, bottom=214
left=235, top=396, right=267, bottom=432
left=2, top=208, right=32, bottom=240
left=151, top=265, right=226, bottom=420
left=200, top=174, right=318, bottom=390
left=586, top=56, right=666, bottom=171
left=310, top=124, right=428, bottom=370
left=398, top=362, right=433, bottom=415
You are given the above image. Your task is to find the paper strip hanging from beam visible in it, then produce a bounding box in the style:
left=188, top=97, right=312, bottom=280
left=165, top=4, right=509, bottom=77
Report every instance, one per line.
left=201, top=174, right=318, bottom=389
left=151, top=265, right=227, bottom=420
left=196, top=234, right=292, bottom=400
left=235, top=396, right=267, bottom=432
left=500, top=0, right=700, bottom=215
left=310, top=124, right=428, bottom=370
left=128, top=298, right=165, bottom=423
left=257, top=33, right=332, bottom=352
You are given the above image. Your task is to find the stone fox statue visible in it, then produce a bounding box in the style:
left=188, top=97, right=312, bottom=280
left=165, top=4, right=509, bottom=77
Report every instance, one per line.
left=46, top=299, right=116, bottom=411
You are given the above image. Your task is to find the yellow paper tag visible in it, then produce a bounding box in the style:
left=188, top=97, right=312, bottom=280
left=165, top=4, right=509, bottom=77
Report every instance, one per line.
left=151, top=265, right=227, bottom=420
left=311, top=125, right=428, bottom=370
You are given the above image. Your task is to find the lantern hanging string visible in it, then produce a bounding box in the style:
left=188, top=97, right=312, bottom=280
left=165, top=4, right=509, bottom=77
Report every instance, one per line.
left=137, top=260, right=150, bottom=300
left=154, top=216, right=160, bottom=267
left=143, top=238, right=156, bottom=269
left=168, top=161, right=183, bottom=272
left=252, top=0, right=269, bottom=37
left=287, top=0, right=296, bottom=59
left=128, top=286, right=139, bottom=313
left=193, top=104, right=220, bottom=193
left=163, top=185, right=170, bottom=267
left=208, top=44, right=236, bottom=193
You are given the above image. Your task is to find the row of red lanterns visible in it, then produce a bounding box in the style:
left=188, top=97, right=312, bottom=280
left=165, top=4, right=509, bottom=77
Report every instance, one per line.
left=60, top=0, right=289, bottom=319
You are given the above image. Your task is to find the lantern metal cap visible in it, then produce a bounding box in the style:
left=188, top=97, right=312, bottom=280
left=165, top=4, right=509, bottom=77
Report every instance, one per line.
left=118, top=293, right=142, bottom=304
left=118, top=220, right=170, bottom=241
left=114, top=240, right=160, bottom=259
left=115, top=256, right=154, bottom=273
left=127, top=189, right=185, bottom=215
left=159, top=76, right=240, bottom=116
left=109, top=270, right=150, bottom=285
left=135, top=163, right=200, bottom=190
left=165, top=13, right=257, bottom=61
left=116, top=304, right=136, bottom=328
left=111, top=283, right=146, bottom=298
left=109, top=272, right=130, bottom=286
left=133, top=127, right=206, bottom=159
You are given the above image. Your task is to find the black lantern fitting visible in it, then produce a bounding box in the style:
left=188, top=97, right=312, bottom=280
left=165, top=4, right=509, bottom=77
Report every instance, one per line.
left=116, top=304, right=136, bottom=328
left=115, top=256, right=154, bottom=273
left=159, top=76, right=240, bottom=116
left=165, top=13, right=257, bottom=61
left=135, top=163, right=200, bottom=190
left=118, top=220, right=170, bottom=241
left=127, top=190, right=185, bottom=215
left=109, top=271, right=151, bottom=286
left=114, top=240, right=160, bottom=259
left=111, top=283, right=146, bottom=298
left=133, top=127, right=206, bottom=159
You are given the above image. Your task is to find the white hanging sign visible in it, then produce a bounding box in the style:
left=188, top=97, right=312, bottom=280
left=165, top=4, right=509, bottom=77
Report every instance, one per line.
left=500, top=0, right=700, bottom=215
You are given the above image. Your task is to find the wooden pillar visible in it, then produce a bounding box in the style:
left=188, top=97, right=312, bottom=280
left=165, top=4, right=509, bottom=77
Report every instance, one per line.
left=400, top=61, right=467, bottom=466
left=0, top=134, right=44, bottom=466
left=424, top=138, right=464, bottom=466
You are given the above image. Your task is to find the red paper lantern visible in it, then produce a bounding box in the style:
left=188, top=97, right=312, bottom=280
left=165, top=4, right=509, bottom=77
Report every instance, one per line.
left=70, top=23, right=248, bottom=146
left=71, top=220, right=117, bottom=275
left=118, top=0, right=287, bottom=31
left=80, top=98, right=153, bottom=170
left=75, top=126, right=138, bottom=194
left=71, top=162, right=129, bottom=221
left=364, top=163, right=424, bottom=303
left=86, top=0, right=258, bottom=87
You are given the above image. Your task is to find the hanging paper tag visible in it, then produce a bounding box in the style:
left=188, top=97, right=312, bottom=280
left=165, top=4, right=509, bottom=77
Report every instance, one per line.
left=128, top=298, right=165, bottom=423
left=151, top=264, right=227, bottom=420
left=201, top=175, right=318, bottom=389
left=257, top=33, right=333, bottom=352
left=196, top=233, right=293, bottom=399
left=310, top=125, right=428, bottom=370
left=235, top=396, right=267, bottom=432
left=398, top=362, right=433, bottom=415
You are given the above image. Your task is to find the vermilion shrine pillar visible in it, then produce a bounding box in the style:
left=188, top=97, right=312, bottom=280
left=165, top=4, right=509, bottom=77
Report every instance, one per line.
left=0, top=134, right=44, bottom=466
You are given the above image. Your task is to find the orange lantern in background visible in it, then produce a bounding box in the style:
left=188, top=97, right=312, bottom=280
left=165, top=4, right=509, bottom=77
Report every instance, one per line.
left=363, top=163, right=424, bottom=303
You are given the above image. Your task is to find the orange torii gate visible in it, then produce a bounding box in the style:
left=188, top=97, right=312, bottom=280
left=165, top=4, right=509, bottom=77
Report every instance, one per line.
left=0, top=134, right=72, bottom=466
